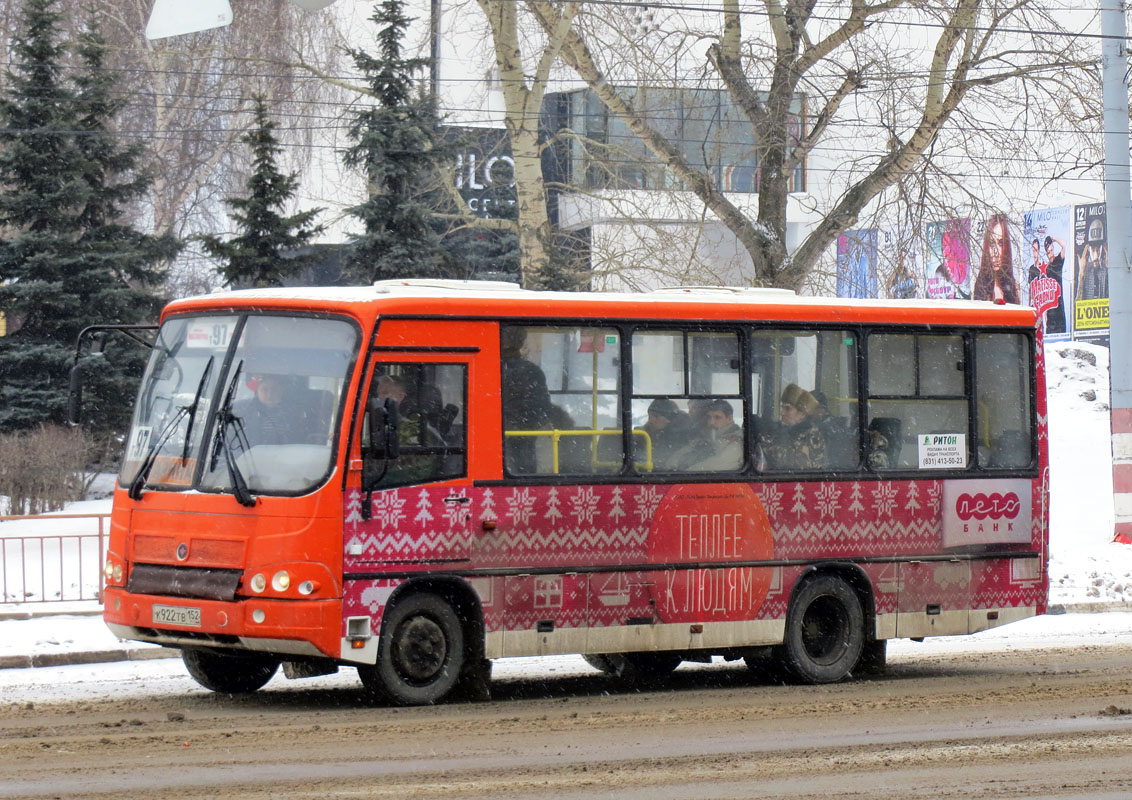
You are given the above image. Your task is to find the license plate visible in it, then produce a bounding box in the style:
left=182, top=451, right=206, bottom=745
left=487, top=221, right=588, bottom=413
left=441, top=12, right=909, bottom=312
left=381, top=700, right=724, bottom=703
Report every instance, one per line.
left=152, top=604, right=202, bottom=628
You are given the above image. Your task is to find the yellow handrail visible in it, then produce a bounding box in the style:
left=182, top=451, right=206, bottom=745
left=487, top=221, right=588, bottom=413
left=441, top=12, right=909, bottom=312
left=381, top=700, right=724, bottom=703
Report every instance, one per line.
left=504, top=428, right=653, bottom=473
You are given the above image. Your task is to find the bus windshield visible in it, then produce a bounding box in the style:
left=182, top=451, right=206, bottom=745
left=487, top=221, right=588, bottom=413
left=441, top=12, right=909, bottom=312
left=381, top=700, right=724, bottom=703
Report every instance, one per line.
left=120, top=313, right=359, bottom=496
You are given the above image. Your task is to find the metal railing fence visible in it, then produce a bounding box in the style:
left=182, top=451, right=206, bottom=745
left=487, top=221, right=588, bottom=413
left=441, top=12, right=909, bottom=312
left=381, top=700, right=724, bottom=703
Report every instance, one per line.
left=0, top=513, right=109, bottom=605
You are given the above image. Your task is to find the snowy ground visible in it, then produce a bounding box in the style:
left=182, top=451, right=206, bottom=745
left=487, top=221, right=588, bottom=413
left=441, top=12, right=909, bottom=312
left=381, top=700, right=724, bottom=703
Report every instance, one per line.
left=2, top=611, right=1131, bottom=707
left=1043, top=341, right=1131, bottom=605
left=0, top=341, right=1129, bottom=674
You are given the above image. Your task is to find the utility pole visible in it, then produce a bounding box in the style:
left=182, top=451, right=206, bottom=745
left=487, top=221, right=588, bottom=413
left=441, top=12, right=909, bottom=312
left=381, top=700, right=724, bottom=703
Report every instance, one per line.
left=1103, top=0, right=1132, bottom=544
left=430, top=0, right=442, bottom=99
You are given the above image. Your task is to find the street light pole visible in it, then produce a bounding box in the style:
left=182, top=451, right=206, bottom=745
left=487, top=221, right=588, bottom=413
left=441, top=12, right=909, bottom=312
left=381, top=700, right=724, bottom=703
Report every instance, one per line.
left=1101, top=0, right=1132, bottom=544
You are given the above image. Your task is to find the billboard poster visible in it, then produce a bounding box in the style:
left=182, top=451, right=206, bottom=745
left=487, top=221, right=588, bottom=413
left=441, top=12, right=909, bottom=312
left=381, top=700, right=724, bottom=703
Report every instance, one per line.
left=1022, top=206, right=1072, bottom=340
left=925, top=218, right=971, bottom=300
left=878, top=227, right=921, bottom=299
left=836, top=228, right=878, bottom=298
left=1073, top=202, right=1109, bottom=344
left=972, top=213, right=1022, bottom=305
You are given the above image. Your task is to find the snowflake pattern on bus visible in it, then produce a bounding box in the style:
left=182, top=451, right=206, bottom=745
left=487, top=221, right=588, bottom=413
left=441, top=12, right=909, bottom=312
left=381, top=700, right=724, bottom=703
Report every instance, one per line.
left=343, top=470, right=1048, bottom=634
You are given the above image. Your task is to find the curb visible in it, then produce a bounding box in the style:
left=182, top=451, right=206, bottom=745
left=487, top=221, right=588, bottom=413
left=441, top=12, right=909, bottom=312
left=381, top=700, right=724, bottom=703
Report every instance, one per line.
left=0, top=646, right=178, bottom=671
left=1047, top=601, right=1131, bottom=615
left=0, top=608, right=104, bottom=622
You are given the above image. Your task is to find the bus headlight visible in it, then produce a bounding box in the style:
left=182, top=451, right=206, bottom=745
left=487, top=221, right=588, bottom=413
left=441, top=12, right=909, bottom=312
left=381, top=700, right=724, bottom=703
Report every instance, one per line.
left=104, top=557, right=126, bottom=586
left=250, top=573, right=267, bottom=593
left=298, top=580, right=316, bottom=596
left=271, top=571, right=291, bottom=592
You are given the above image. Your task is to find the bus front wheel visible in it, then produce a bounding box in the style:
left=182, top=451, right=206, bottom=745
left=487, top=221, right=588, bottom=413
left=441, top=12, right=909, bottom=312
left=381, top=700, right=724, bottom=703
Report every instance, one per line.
left=781, top=575, right=864, bottom=684
left=182, top=648, right=280, bottom=694
left=360, top=593, right=465, bottom=705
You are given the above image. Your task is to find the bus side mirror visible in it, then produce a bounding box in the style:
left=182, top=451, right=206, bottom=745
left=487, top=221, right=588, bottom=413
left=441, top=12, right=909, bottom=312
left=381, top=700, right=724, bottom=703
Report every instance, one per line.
left=67, top=363, right=84, bottom=426
left=366, top=397, right=401, bottom=460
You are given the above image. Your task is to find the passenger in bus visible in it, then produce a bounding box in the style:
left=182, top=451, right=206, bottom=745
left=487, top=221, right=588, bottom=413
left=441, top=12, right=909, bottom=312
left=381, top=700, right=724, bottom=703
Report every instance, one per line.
left=760, top=384, right=827, bottom=470
left=676, top=399, right=743, bottom=471
left=372, top=373, right=443, bottom=484
left=640, top=398, right=694, bottom=470
left=501, top=326, right=552, bottom=474
left=233, top=374, right=308, bottom=446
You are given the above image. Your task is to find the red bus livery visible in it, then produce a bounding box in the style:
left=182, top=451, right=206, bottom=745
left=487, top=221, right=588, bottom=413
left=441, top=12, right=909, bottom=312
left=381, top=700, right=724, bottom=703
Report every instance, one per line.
left=102, top=281, right=1048, bottom=703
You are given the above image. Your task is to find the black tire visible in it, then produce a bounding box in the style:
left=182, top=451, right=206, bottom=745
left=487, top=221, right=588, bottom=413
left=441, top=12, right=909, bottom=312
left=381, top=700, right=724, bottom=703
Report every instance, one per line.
left=182, top=648, right=280, bottom=694
left=359, top=593, right=465, bottom=705
left=581, top=652, right=682, bottom=683
left=781, top=574, right=864, bottom=684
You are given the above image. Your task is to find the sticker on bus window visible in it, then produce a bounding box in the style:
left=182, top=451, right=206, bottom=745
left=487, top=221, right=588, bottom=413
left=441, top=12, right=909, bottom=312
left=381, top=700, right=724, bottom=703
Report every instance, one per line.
left=126, top=425, right=153, bottom=462
left=918, top=433, right=967, bottom=469
left=185, top=320, right=233, bottom=349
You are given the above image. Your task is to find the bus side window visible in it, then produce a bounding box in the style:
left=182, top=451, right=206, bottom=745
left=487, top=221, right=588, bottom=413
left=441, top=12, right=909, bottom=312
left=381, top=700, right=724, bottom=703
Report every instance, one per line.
left=632, top=330, right=743, bottom=474
left=365, top=363, right=467, bottom=489
left=976, top=333, right=1032, bottom=469
left=752, top=329, right=859, bottom=473
left=502, top=325, right=621, bottom=476
left=866, top=333, right=968, bottom=471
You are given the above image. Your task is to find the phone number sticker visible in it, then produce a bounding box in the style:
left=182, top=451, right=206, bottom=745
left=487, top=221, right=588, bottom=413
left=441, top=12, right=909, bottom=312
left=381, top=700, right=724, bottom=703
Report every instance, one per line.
left=918, top=433, right=967, bottom=469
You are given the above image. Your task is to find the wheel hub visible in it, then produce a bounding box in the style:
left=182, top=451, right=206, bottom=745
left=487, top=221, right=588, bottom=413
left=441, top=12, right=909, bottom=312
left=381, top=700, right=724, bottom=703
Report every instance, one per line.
left=393, top=616, right=448, bottom=683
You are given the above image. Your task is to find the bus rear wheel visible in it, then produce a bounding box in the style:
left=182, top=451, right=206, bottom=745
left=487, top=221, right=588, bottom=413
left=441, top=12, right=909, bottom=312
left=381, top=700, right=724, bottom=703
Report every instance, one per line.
left=781, top=574, right=864, bottom=684
left=182, top=648, right=280, bottom=694
left=360, top=593, right=465, bottom=705
left=582, top=652, right=682, bottom=683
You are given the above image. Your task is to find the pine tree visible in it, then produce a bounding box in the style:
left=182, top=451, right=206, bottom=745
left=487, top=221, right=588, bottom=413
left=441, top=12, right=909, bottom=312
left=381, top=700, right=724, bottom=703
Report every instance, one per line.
left=71, top=18, right=179, bottom=434
left=342, top=0, right=450, bottom=282
left=0, top=1, right=174, bottom=434
left=198, top=96, right=324, bottom=288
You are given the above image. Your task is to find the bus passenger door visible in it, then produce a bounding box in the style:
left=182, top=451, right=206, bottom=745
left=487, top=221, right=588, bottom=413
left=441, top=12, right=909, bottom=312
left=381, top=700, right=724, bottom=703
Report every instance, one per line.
left=351, top=357, right=474, bottom=566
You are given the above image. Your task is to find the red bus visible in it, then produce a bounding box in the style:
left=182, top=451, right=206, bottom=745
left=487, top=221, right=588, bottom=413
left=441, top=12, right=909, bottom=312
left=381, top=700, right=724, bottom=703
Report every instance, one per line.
left=102, top=280, right=1048, bottom=703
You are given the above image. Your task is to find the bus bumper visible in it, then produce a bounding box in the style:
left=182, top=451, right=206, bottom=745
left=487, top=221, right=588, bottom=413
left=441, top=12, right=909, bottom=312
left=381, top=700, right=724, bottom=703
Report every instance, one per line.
left=102, top=587, right=342, bottom=661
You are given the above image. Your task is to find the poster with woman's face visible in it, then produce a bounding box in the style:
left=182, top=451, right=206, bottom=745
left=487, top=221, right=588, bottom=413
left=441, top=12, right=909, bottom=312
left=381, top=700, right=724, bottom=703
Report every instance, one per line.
left=925, top=218, right=971, bottom=300
left=972, top=213, right=1022, bottom=305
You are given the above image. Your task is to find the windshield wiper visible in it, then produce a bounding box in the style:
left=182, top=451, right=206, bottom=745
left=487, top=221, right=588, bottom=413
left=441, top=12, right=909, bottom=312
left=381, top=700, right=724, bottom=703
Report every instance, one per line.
left=210, top=360, right=255, bottom=507
left=180, top=355, right=215, bottom=466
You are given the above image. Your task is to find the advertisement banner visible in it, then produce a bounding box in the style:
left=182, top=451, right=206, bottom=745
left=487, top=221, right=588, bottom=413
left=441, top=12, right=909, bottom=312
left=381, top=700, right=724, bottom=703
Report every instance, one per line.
left=972, top=213, right=1023, bottom=305
left=1022, top=206, right=1072, bottom=340
left=925, top=218, right=971, bottom=300
left=879, top=227, right=921, bottom=299
left=1073, top=202, right=1109, bottom=344
left=836, top=229, right=879, bottom=298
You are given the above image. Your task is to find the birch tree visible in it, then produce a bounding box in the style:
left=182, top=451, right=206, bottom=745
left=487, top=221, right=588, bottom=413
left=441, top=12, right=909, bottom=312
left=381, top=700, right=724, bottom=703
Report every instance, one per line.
left=528, top=0, right=1086, bottom=289
left=470, top=0, right=580, bottom=287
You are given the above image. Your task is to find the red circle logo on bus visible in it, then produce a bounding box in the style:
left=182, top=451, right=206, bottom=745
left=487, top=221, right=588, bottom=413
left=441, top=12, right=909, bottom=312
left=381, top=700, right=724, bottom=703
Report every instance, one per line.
left=954, top=491, right=1021, bottom=521
left=647, top=483, right=774, bottom=623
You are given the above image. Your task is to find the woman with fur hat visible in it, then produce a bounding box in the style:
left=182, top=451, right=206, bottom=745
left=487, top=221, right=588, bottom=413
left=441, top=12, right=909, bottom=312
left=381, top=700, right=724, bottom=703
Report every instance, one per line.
left=760, top=383, right=827, bottom=470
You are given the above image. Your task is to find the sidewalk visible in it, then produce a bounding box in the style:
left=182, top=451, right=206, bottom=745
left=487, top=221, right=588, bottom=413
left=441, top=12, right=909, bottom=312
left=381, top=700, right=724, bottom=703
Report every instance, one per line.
left=0, top=605, right=177, bottom=670
left=1, top=599, right=1128, bottom=671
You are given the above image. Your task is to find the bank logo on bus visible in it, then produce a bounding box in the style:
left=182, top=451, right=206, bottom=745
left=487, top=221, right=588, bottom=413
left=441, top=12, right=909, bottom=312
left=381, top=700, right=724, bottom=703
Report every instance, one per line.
left=955, top=492, right=1022, bottom=521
